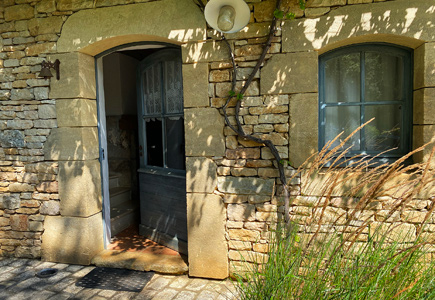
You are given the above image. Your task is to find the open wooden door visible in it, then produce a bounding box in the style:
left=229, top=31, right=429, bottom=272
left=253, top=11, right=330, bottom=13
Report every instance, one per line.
left=136, top=48, right=187, bottom=255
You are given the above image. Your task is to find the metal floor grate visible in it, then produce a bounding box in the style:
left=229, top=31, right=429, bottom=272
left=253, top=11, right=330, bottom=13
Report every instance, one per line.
left=76, top=267, right=154, bottom=292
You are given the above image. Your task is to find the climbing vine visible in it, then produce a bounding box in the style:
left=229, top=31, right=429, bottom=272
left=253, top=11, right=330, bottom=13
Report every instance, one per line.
left=193, top=0, right=306, bottom=223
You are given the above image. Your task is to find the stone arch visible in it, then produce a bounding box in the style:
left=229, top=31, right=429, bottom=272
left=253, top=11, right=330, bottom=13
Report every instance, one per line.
left=57, top=0, right=206, bottom=55
left=317, top=34, right=424, bottom=55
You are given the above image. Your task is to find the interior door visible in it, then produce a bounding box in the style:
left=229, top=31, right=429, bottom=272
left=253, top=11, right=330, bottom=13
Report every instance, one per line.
left=136, top=48, right=187, bottom=255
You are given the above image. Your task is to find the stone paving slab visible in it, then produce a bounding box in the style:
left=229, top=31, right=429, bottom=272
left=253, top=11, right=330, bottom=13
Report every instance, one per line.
left=0, top=258, right=238, bottom=300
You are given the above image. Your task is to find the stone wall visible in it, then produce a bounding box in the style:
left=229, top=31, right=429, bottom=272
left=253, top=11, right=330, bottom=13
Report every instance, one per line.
left=0, top=0, right=162, bottom=258
left=1, top=0, right=435, bottom=280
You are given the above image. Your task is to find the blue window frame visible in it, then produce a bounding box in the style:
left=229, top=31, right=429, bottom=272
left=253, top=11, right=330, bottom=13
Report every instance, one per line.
left=319, top=44, right=413, bottom=162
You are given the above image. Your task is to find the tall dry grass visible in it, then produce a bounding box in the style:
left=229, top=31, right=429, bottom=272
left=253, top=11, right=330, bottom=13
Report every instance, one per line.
left=234, top=125, right=435, bottom=299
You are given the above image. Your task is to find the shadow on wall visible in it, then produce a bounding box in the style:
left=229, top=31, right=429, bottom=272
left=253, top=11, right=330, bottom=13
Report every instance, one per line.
left=283, top=1, right=435, bottom=51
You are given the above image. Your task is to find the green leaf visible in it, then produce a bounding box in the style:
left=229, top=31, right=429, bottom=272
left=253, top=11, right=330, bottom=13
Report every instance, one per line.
left=236, top=93, right=244, bottom=100
left=299, top=0, right=306, bottom=10
left=295, top=235, right=301, bottom=243
left=228, top=90, right=236, bottom=97
left=285, top=13, right=295, bottom=20
left=273, top=9, right=284, bottom=19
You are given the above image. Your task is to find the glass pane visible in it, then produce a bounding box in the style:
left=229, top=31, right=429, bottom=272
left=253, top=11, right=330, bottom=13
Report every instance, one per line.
left=325, top=106, right=361, bottom=151
left=365, top=52, right=403, bottom=102
left=145, top=119, right=163, bottom=167
left=325, top=53, right=361, bottom=103
left=164, top=60, right=183, bottom=114
left=365, top=105, right=401, bottom=152
left=166, top=117, right=185, bottom=170
left=143, top=64, right=162, bottom=115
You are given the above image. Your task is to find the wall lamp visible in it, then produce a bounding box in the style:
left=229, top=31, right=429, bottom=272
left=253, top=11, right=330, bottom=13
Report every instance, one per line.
left=38, top=59, right=61, bottom=80
left=204, top=0, right=250, bottom=33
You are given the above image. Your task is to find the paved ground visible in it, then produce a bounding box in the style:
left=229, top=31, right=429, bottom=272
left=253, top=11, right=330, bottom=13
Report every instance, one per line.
left=0, top=258, right=238, bottom=300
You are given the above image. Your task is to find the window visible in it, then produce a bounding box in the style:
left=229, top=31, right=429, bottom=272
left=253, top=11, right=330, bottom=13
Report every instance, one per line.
left=319, top=44, right=413, bottom=161
left=138, top=49, right=185, bottom=171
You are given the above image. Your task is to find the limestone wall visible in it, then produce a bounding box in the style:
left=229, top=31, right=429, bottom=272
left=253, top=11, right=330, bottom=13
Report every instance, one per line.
left=1, top=0, right=435, bottom=280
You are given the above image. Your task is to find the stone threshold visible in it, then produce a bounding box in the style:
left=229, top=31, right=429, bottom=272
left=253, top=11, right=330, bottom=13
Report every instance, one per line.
left=91, top=250, right=188, bottom=275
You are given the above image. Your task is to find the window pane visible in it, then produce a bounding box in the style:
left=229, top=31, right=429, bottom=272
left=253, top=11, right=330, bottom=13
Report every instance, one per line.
left=325, top=53, right=361, bottom=103
left=143, top=64, right=162, bottom=115
left=145, top=118, right=163, bottom=167
left=164, top=60, right=184, bottom=114
left=325, top=106, right=361, bottom=151
left=365, top=105, right=401, bottom=152
left=166, top=117, right=185, bottom=170
left=365, top=52, right=403, bottom=102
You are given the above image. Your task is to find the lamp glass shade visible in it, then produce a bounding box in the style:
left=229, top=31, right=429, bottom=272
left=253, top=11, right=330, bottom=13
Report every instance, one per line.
left=204, top=0, right=250, bottom=33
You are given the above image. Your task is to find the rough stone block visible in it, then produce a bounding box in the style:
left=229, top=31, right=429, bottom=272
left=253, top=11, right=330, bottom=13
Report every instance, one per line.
left=261, top=52, right=318, bottom=95
left=0, top=130, right=25, bottom=148
left=40, top=201, right=60, bottom=216
left=11, top=215, right=29, bottom=231
left=227, top=204, right=256, bottom=221
left=0, top=194, right=20, bottom=210
left=254, top=0, right=304, bottom=22
left=187, top=193, right=228, bottom=279
left=36, top=0, right=56, bottom=13
left=28, top=17, right=63, bottom=36
left=289, top=93, right=318, bottom=167
left=4, top=4, right=33, bottom=21
left=369, top=222, right=416, bottom=243
left=184, top=108, right=225, bottom=156
left=56, top=99, right=97, bottom=127
left=42, top=213, right=104, bottom=265
left=225, top=22, right=270, bottom=40
left=44, top=127, right=99, bottom=161
left=58, top=160, right=102, bottom=217
left=38, top=105, right=56, bottom=119
left=182, top=63, right=209, bottom=108
left=48, top=52, right=96, bottom=99
left=217, top=177, right=275, bottom=195
left=283, top=0, right=432, bottom=53
left=186, top=157, right=217, bottom=193
left=57, top=0, right=94, bottom=11
left=25, top=42, right=57, bottom=56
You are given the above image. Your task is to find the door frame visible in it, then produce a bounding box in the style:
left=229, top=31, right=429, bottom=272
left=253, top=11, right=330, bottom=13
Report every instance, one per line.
left=95, top=42, right=180, bottom=248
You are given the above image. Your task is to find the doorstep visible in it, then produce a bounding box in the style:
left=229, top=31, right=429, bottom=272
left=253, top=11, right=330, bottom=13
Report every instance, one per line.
left=91, top=250, right=188, bottom=275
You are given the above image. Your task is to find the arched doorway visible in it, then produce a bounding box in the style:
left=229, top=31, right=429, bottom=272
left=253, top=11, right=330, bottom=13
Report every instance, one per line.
left=96, top=43, right=187, bottom=255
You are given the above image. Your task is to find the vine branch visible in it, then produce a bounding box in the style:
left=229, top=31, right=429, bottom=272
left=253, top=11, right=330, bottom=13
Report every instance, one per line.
left=220, top=0, right=290, bottom=223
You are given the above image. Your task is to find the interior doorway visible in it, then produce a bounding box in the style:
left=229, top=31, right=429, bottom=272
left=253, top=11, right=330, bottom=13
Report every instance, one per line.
left=96, top=43, right=187, bottom=256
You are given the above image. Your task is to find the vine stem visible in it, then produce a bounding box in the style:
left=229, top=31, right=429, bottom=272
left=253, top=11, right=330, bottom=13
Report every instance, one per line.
left=220, top=0, right=290, bottom=223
